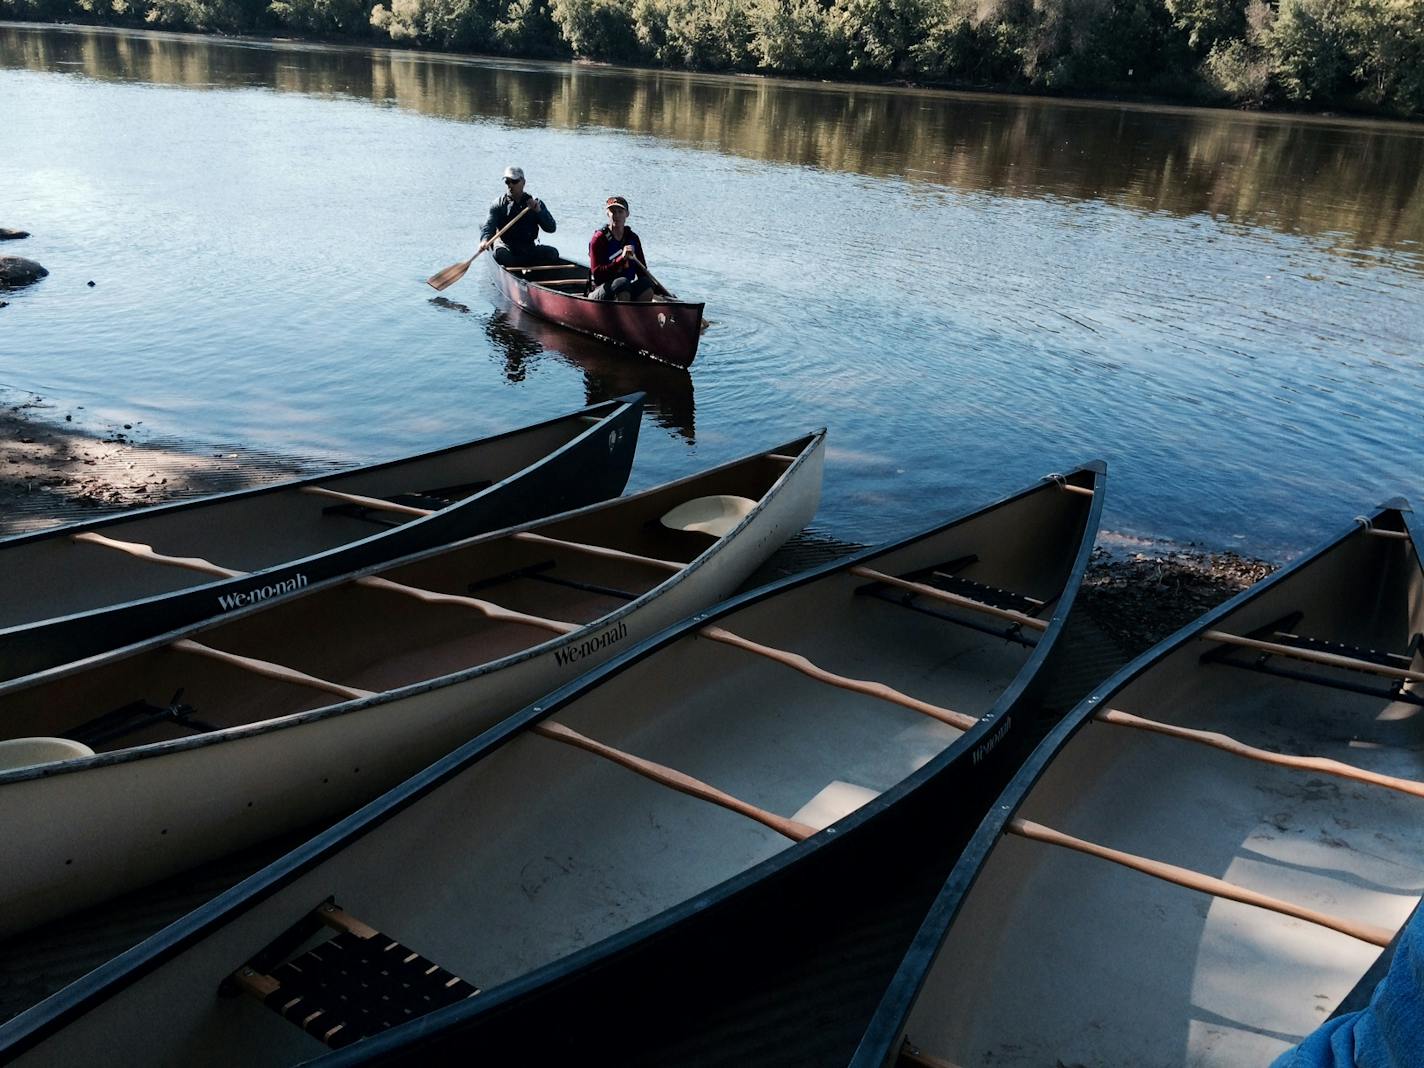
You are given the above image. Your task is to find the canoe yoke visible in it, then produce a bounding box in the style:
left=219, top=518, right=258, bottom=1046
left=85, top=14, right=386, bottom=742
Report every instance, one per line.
left=63, top=689, right=218, bottom=749
left=1199, top=609, right=1424, bottom=707
left=851, top=553, right=1052, bottom=649
left=221, top=900, right=479, bottom=1050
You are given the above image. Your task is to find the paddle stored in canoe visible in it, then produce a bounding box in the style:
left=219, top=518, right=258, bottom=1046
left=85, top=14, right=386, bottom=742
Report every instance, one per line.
left=0, top=461, right=1101, bottom=1065
left=491, top=259, right=704, bottom=368
left=0, top=431, right=823, bottom=940
left=854, top=501, right=1424, bottom=1068
left=0, top=396, right=644, bottom=683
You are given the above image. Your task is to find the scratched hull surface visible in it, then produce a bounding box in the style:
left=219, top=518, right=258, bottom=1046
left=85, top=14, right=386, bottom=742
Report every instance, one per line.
left=491, top=260, right=704, bottom=368
left=855, top=502, right=1424, bottom=1068
left=0, top=462, right=1101, bottom=1066
left=0, top=432, right=824, bottom=940
left=0, top=397, right=645, bottom=681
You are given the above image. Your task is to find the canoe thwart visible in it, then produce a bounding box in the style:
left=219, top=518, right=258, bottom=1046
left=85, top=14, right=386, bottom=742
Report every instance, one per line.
left=354, top=575, right=577, bottom=635
left=511, top=531, right=683, bottom=572
left=698, top=625, right=978, bottom=731
left=70, top=531, right=244, bottom=579
left=1008, top=818, right=1395, bottom=947
left=224, top=900, right=480, bottom=1050
left=1200, top=628, right=1424, bottom=684
left=849, top=566, right=1049, bottom=632
left=660, top=495, right=757, bottom=538
left=170, top=640, right=377, bottom=702
left=533, top=721, right=816, bottom=841
left=299, top=486, right=435, bottom=518
left=1097, top=707, right=1424, bottom=800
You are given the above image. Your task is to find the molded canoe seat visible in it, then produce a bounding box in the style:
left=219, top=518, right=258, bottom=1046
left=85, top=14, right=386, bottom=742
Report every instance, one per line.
left=227, top=901, right=479, bottom=1049
left=661, top=495, right=757, bottom=538
left=791, top=780, right=881, bottom=832
left=0, top=736, right=96, bottom=772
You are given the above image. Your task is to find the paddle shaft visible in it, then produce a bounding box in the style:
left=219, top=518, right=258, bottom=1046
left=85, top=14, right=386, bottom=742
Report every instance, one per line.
left=629, top=255, right=676, bottom=299
left=427, top=204, right=534, bottom=291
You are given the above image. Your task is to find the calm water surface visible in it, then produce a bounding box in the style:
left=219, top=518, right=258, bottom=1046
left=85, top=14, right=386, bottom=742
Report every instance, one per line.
left=3, top=24, right=1423, bottom=555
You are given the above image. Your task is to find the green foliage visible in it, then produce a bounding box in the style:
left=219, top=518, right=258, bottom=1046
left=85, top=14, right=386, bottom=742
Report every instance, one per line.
left=7, top=0, right=1424, bottom=116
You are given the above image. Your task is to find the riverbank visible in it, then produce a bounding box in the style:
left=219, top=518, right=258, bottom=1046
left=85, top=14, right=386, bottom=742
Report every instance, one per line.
left=0, top=391, right=304, bottom=535
left=0, top=398, right=1277, bottom=651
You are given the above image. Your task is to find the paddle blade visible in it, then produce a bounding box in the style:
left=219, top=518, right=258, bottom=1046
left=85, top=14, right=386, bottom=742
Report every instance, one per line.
left=426, top=255, right=476, bottom=292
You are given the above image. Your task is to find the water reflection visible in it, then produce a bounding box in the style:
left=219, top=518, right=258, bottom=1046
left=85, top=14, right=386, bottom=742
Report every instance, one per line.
left=5, top=23, right=1422, bottom=265
left=483, top=308, right=695, bottom=441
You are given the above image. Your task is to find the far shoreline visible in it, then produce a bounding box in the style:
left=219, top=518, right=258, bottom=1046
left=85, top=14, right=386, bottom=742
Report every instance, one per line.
left=3, top=18, right=1419, bottom=128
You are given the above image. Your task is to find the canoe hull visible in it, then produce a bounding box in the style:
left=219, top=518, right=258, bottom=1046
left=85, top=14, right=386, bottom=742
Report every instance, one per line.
left=854, top=501, right=1424, bottom=1068
left=0, top=460, right=1098, bottom=1067
left=0, top=398, right=644, bottom=682
left=492, top=262, right=704, bottom=368
left=0, top=435, right=824, bottom=939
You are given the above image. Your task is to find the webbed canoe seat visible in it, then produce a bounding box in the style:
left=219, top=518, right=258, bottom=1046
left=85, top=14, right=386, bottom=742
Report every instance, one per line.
left=225, top=900, right=479, bottom=1050
left=0, top=736, right=95, bottom=772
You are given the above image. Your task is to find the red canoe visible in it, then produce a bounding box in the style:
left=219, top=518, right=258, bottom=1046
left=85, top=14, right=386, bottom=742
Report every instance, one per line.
left=490, top=259, right=705, bottom=368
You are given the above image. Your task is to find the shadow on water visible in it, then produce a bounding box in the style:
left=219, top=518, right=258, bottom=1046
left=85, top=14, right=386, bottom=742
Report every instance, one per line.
left=5, top=23, right=1423, bottom=264
left=477, top=305, right=696, bottom=442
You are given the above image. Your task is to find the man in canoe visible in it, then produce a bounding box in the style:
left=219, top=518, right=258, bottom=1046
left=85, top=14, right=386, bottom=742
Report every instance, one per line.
left=480, top=166, right=559, bottom=268
left=588, top=195, right=662, bottom=302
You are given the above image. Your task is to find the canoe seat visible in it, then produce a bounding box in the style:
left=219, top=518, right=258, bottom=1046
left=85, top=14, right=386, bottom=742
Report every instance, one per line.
left=791, top=780, right=881, bottom=832
left=0, top=736, right=95, bottom=772
left=660, top=495, right=757, bottom=538
left=225, top=901, right=478, bottom=1049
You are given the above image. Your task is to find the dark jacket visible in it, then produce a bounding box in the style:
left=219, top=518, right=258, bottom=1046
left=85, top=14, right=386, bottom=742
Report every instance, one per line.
left=480, top=193, right=556, bottom=249
left=589, top=226, right=645, bottom=286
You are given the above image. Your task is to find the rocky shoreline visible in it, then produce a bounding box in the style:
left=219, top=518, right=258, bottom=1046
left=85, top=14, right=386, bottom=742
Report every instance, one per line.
left=0, top=397, right=1277, bottom=650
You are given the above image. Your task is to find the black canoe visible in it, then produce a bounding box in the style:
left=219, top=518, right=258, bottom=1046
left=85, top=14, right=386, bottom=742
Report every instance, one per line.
left=0, top=461, right=1102, bottom=1066
left=854, top=500, right=1424, bottom=1068
left=0, top=396, right=643, bottom=682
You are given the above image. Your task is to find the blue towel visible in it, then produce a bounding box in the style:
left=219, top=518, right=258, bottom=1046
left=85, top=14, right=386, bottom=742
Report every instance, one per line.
left=1271, top=908, right=1424, bottom=1068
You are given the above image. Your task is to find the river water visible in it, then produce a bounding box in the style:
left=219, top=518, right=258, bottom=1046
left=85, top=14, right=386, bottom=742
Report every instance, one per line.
left=2, top=23, right=1422, bottom=555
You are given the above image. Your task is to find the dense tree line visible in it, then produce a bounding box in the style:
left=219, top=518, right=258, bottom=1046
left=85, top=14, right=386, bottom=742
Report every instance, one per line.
left=4, top=0, right=1421, bottom=116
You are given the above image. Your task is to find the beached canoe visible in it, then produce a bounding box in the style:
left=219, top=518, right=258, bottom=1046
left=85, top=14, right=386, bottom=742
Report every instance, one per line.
left=491, top=259, right=704, bottom=368
left=0, top=431, right=823, bottom=940
left=0, top=461, right=1101, bottom=1065
left=854, top=500, right=1424, bottom=1068
left=0, top=396, right=644, bottom=683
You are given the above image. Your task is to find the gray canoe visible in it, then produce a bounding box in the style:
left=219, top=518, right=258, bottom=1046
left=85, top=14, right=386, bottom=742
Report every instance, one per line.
left=0, top=430, right=824, bottom=940
left=0, top=395, right=644, bottom=682
left=855, top=499, right=1424, bottom=1068
left=0, top=459, right=1099, bottom=1065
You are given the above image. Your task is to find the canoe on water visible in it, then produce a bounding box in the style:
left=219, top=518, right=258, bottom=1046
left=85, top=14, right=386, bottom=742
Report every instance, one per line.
left=0, top=396, right=645, bottom=683
left=0, top=431, right=824, bottom=940
left=853, top=500, right=1424, bottom=1068
left=0, top=461, right=1102, bottom=1066
left=491, top=259, right=705, bottom=368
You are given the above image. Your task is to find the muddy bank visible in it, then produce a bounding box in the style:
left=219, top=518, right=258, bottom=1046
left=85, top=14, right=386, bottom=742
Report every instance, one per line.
left=0, top=392, right=307, bottom=536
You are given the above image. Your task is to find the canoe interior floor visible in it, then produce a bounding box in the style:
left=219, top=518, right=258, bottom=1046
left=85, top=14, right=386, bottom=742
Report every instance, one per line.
left=0, top=532, right=1134, bottom=1060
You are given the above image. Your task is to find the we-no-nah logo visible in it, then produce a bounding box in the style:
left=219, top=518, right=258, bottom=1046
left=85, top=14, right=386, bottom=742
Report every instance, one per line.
left=218, top=574, right=308, bottom=610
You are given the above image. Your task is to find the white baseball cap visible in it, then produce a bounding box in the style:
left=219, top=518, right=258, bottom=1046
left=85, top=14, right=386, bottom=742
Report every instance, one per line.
left=502, top=165, right=525, bottom=181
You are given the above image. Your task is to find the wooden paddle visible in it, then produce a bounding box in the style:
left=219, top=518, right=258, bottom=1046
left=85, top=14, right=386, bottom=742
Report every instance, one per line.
left=426, top=204, right=533, bottom=291
left=629, top=254, right=710, bottom=331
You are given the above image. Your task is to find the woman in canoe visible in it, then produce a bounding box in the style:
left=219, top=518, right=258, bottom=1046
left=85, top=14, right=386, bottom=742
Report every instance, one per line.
left=588, top=195, right=663, bottom=302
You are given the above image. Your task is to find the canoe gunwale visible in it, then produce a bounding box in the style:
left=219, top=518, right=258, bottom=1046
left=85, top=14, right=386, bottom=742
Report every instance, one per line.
left=849, top=494, right=1419, bottom=1068
left=491, top=262, right=705, bottom=367
left=0, top=395, right=639, bottom=551
left=0, top=429, right=826, bottom=788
